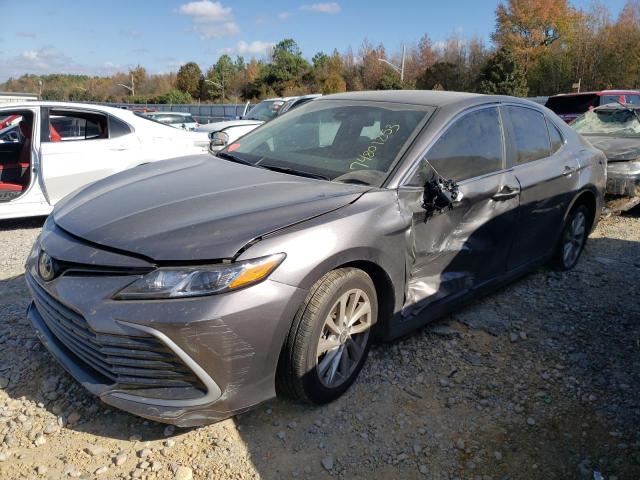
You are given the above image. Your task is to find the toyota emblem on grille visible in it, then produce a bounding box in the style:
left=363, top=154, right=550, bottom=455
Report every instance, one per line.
left=38, top=252, right=56, bottom=282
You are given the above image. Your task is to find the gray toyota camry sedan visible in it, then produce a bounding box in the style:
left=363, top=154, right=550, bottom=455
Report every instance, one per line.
left=25, top=91, right=606, bottom=426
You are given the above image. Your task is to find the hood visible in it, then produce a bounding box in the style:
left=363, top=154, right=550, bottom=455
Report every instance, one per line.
left=585, top=135, right=640, bottom=162
left=195, top=119, right=263, bottom=133
left=53, top=155, right=366, bottom=261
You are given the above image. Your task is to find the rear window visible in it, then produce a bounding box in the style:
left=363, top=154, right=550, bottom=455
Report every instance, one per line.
left=625, top=95, right=640, bottom=105
left=545, top=94, right=599, bottom=115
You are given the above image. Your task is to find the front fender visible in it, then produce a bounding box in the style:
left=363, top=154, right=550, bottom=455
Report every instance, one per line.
left=236, top=190, right=408, bottom=313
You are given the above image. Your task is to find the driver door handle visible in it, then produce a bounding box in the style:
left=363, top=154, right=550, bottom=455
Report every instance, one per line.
left=492, top=185, right=520, bottom=201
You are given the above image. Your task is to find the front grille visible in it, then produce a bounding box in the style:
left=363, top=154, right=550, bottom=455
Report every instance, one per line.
left=27, top=274, right=206, bottom=395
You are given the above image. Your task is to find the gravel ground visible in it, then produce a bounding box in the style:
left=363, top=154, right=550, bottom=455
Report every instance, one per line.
left=0, top=208, right=639, bottom=480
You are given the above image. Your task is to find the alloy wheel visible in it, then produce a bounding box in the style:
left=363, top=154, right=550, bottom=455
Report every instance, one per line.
left=316, top=288, right=372, bottom=388
left=562, top=210, right=586, bottom=268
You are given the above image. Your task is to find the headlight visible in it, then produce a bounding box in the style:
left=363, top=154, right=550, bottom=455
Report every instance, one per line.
left=114, top=253, right=285, bottom=300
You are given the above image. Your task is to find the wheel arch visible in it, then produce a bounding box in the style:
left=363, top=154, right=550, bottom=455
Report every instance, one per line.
left=336, top=259, right=396, bottom=339
left=565, top=187, right=599, bottom=233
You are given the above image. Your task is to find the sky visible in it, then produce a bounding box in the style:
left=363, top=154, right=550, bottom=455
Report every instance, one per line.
left=0, top=0, right=631, bottom=82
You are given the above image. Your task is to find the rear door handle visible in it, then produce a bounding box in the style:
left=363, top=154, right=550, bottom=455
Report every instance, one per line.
left=562, top=165, right=577, bottom=176
left=492, top=185, right=520, bottom=201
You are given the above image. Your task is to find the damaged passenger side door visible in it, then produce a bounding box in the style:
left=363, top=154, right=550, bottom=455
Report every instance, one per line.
left=398, top=105, right=520, bottom=317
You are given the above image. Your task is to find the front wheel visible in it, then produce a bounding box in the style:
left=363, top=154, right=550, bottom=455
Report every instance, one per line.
left=552, top=204, right=590, bottom=270
left=277, top=268, right=377, bottom=404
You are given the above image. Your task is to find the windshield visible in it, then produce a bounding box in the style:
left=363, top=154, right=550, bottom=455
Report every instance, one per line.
left=134, top=112, right=178, bottom=129
left=244, top=100, right=285, bottom=121
left=220, top=100, right=432, bottom=186
left=572, top=108, right=640, bottom=136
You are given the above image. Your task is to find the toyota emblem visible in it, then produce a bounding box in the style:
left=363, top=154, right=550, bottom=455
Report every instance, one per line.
left=38, top=252, right=56, bottom=282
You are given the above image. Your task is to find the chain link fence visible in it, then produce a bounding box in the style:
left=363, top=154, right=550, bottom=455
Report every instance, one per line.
left=89, top=102, right=253, bottom=124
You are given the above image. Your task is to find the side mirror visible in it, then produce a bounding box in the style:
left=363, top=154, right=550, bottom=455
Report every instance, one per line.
left=209, top=131, right=229, bottom=154
left=422, top=176, right=461, bottom=216
left=209, top=131, right=229, bottom=147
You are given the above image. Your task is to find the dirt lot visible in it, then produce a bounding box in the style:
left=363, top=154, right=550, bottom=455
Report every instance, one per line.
left=0, top=209, right=639, bottom=480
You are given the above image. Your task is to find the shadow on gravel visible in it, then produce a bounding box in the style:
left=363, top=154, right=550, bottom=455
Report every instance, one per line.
left=0, top=216, right=47, bottom=232
left=228, top=232, right=640, bottom=478
left=1, top=231, right=639, bottom=478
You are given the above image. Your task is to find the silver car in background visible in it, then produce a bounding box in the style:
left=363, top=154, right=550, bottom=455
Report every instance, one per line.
left=26, top=91, right=605, bottom=426
left=143, top=112, right=199, bottom=131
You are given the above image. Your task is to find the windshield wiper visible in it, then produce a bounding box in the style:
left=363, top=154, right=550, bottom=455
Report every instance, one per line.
left=216, top=151, right=256, bottom=166
left=259, top=164, right=330, bottom=181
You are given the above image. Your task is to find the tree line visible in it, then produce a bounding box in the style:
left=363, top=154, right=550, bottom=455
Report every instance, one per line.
left=2, top=0, right=639, bottom=104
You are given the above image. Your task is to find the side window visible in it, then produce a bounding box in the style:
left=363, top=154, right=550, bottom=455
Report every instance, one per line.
left=626, top=95, right=640, bottom=105
left=48, top=110, right=108, bottom=141
left=547, top=119, right=564, bottom=154
left=109, top=116, right=133, bottom=138
left=409, top=107, right=504, bottom=185
left=505, top=106, right=551, bottom=165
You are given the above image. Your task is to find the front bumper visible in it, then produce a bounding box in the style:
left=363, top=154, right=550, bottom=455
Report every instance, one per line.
left=26, top=266, right=306, bottom=426
left=606, top=160, right=640, bottom=197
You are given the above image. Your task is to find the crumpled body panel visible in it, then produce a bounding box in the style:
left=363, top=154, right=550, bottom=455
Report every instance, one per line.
left=399, top=170, right=520, bottom=318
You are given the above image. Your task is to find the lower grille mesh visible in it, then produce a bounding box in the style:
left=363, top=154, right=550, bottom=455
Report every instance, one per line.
left=27, top=274, right=205, bottom=393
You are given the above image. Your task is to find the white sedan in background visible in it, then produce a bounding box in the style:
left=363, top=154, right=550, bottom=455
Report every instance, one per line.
left=0, top=102, right=210, bottom=220
left=197, top=95, right=321, bottom=153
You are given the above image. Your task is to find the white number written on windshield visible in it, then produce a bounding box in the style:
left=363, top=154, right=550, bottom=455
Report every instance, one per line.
left=350, top=124, right=401, bottom=170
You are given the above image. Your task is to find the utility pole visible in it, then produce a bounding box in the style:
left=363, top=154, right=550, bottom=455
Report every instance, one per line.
left=118, top=73, right=136, bottom=97
left=117, top=73, right=135, bottom=97
left=401, top=44, right=406, bottom=84
left=204, top=78, right=224, bottom=103
left=572, top=78, right=581, bottom=93
left=378, top=44, right=406, bottom=85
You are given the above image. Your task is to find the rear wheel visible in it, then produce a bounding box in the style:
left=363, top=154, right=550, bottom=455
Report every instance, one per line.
left=278, top=268, right=377, bottom=404
left=552, top=204, right=590, bottom=270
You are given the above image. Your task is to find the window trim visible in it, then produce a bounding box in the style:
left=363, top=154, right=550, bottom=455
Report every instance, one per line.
left=501, top=103, right=553, bottom=168
left=545, top=116, right=566, bottom=155
left=399, top=103, right=507, bottom=187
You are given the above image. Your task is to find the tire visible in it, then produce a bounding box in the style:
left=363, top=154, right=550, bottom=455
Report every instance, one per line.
left=277, top=268, right=378, bottom=404
left=551, top=204, right=590, bottom=270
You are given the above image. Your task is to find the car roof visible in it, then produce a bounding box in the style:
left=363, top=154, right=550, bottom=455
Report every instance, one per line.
left=0, top=101, right=157, bottom=124
left=318, top=90, right=540, bottom=109
left=147, top=111, right=192, bottom=116
left=263, top=97, right=297, bottom=102
left=0, top=101, right=129, bottom=113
